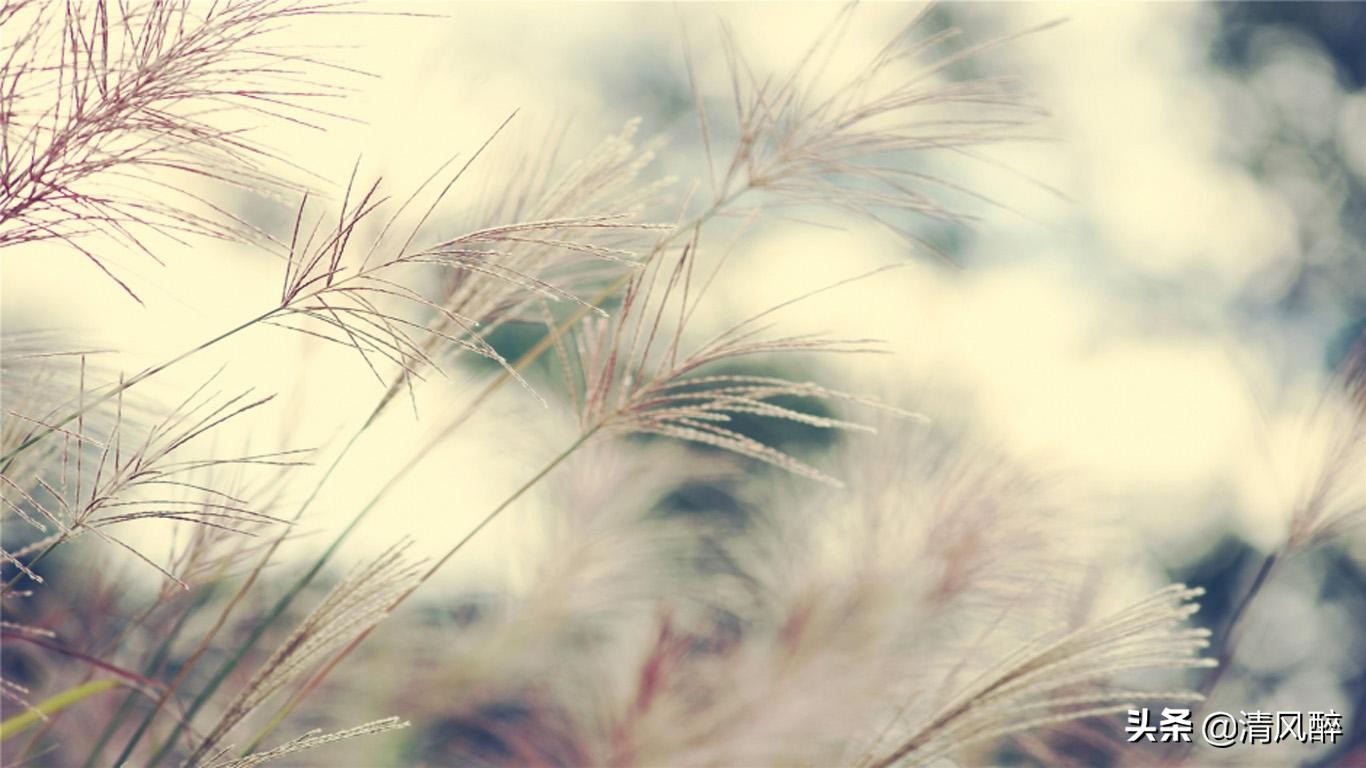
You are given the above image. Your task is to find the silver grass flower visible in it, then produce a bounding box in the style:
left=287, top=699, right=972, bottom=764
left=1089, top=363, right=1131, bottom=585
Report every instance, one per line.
left=870, top=584, right=1214, bottom=768
left=371, top=118, right=675, bottom=413
left=0, top=0, right=356, bottom=299
left=261, top=124, right=671, bottom=407
left=695, top=4, right=1055, bottom=253
left=2, top=367, right=301, bottom=589
left=0, top=5, right=1253, bottom=767
left=392, top=442, right=744, bottom=765
left=571, top=239, right=920, bottom=486
left=203, top=716, right=411, bottom=768
left=186, top=540, right=423, bottom=764
left=563, top=427, right=1210, bottom=768
left=1285, top=359, right=1366, bottom=551
left=1, top=333, right=126, bottom=508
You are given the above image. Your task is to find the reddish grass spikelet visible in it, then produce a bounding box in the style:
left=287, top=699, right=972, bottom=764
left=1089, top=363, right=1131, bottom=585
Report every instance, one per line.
left=0, top=0, right=360, bottom=299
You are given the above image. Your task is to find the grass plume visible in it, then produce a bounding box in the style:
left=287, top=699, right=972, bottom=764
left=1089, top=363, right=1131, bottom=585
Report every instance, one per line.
left=0, top=5, right=1251, bottom=767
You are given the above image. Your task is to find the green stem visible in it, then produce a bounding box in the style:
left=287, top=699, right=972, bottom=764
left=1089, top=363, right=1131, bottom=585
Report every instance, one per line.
left=0, top=680, right=124, bottom=741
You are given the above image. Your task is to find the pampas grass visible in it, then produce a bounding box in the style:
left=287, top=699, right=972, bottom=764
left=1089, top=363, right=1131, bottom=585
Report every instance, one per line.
left=0, top=3, right=1229, bottom=766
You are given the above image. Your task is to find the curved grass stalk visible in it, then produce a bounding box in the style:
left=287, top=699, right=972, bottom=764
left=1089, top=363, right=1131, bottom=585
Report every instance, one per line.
left=153, top=189, right=743, bottom=765
left=1, top=114, right=591, bottom=598
left=213, top=147, right=911, bottom=753
left=0, top=679, right=125, bottom=742
left=139, top=219, right=655, bottom=763
left=865, top=585, right=1213, bottom=768
left=204, top=717, right=409, bottom=768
